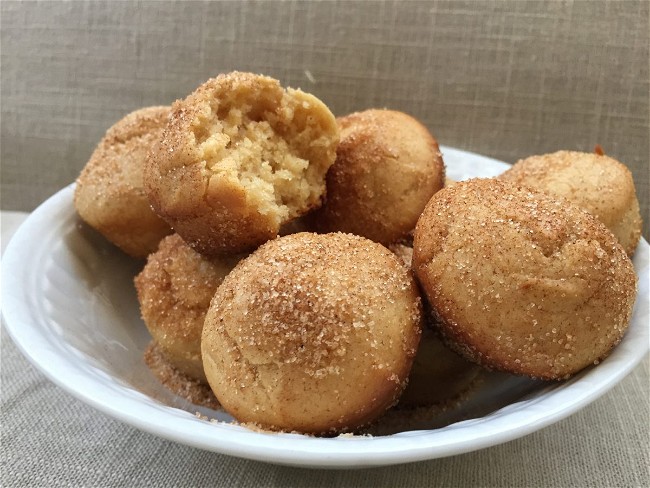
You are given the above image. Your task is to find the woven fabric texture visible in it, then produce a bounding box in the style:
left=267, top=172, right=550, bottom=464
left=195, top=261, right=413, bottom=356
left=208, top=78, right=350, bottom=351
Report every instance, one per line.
left=1, top=0, right=648, bottom=238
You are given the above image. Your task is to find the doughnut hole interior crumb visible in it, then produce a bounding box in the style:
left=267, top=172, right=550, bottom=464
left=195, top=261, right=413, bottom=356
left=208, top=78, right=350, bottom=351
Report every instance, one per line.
left=197, top=87, right=334, bottom=223
left=201, top=232, right=423, bottom=435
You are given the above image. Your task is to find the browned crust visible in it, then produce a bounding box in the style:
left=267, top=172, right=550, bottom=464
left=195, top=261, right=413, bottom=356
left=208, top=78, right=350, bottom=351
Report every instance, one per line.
left=412, top=178, right=637, bottom=380
left=74, top=106, right=173, bottom=258
left=310, top=109, right=445, bottom=245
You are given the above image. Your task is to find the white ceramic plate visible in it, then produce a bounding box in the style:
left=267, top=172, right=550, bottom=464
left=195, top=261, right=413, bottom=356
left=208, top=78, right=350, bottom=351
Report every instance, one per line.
left=2, top=147, right=648, bottom=468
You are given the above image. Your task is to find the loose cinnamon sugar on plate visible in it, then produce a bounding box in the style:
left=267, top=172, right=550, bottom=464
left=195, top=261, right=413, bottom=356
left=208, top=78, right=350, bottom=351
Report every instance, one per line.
left=361, top=373, right=484, bottom=436
left=144, top=341, right=221, bottom=410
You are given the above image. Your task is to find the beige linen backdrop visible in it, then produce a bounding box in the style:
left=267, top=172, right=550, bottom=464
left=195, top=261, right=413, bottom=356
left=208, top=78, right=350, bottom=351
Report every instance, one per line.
left=1, top=0, right=648, bottom=239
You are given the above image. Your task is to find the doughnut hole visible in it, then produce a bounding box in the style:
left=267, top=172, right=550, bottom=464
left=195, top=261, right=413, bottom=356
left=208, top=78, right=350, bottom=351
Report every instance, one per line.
left=310, top=109, right=445, bottom=245
left=74, top=106, right=173, bottom=258
left=201, top=232, right=423, bottom=434
left=145, top=72, right=339, bottom=255
left=135, top=234, right=244, bottom=382
left=413, top=178, right=637, bottom=380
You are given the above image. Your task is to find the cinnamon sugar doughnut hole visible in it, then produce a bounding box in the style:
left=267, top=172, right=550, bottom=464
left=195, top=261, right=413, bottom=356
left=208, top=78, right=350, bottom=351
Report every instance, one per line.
left=135, top=234, right=244, bottom=383
left=500, top=150, right=642, bottom=256
left=144, top=72, right=339, bottom=256
left=413, top=178, right=637, bottom=380
left=201, top=232, right=423, bottom=434
left=74, top=106, right=172, bottom=258
left=310, top=109, right=445, bottom=245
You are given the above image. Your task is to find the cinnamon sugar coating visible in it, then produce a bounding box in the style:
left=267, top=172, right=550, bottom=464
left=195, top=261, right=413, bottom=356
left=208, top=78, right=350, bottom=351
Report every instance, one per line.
left=74, top=106, right=173, bottom=258
left=413, top=178, right=637, bottom=380
left=201, top=232, right=423, bottom=434
left=500, top=150, right=642, bottom=256
left=144, top=72, right=339, bottom=255
left=135, top=234, right=244, bottom=382
left=310, top=109, right=445, bottom=245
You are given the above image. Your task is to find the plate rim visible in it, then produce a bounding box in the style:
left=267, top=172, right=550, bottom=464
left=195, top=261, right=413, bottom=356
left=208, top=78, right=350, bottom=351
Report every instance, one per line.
left=2, top=146, right=648, bottom=468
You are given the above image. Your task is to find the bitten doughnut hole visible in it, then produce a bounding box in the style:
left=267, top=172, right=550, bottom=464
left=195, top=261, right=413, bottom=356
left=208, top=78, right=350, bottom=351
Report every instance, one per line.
left=145, top=72, right=339, bottom=255
left=193, top=88, right=333, bottom=227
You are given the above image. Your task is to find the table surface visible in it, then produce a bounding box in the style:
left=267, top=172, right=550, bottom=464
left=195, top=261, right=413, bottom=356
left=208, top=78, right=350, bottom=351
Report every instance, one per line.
left=1, top=210, right=649, bottom=488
